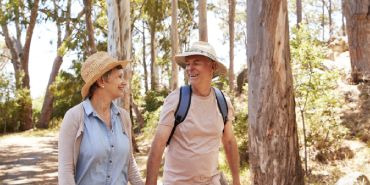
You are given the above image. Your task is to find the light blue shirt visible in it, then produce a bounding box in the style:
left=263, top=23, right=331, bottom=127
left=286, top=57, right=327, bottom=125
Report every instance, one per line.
left=75, top=99, right=130, bottom=185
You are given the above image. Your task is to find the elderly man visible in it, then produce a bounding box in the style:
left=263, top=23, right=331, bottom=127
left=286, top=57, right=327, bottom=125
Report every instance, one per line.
left=145, top=41, right=241, bottom=185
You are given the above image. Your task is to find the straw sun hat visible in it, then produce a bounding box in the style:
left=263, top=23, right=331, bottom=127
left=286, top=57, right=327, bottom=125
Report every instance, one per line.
left=174, top=41, right=227, bottom=77
left=81, top=52, right=129, bottom=99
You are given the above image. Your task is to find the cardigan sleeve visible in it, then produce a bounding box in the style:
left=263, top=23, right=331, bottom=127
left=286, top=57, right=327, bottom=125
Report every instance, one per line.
left=128, top=153, right=145, bottom=185
left=120, top=109, right=144, bottom=185
left=58, top=106, right=80, bottom=185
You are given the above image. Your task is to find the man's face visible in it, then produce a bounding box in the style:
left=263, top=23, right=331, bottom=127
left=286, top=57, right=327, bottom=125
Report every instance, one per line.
left=185, top=55, right=215, bottom=86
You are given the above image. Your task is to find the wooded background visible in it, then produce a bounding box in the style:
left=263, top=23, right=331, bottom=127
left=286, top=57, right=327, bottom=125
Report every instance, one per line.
left=0, top=0, right=369, bottom=184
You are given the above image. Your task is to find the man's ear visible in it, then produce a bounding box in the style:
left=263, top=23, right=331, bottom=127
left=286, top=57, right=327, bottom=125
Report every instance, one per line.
left=212, top=62, right=217, bottom=70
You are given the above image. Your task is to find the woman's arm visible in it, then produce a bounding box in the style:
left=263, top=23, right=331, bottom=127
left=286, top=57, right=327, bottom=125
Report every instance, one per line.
left=58, top=107, right=80, bottom=185
left=121, top=109, right=144, bottom=185
left=128, top=153, right=144, bottom=185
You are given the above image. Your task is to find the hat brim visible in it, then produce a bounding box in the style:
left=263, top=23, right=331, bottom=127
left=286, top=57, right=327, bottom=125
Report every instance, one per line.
left=175, top=52, right=227, bottom=78
left=81, top=60, right=129, bottom=99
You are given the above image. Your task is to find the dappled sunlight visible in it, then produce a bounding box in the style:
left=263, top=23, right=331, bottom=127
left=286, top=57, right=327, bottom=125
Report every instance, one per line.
left=0, top=133, right=58, bottom=185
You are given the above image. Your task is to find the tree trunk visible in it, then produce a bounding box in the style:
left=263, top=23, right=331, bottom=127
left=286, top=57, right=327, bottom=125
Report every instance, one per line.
left=328, top=0, right=333, bottom=38
left=343, top=0, right=370, bottom=83
left=322, top=0, right=325, bottom=41
left=296, top=0, right=302, bottom=27
left=198, top=0, right=208, bottom=42
left=39, top=0, right=80, bottom=129
left=171, top=0, right=179, bottom=91
left=106, top=0, right=132, bottom=110
left=38, top=56, right=63, bottom=128
left=0, top=0, right=41, bottom=131
left=341, top=0, right=346, bottom=36
left=150, top=25, right=159, bottom=90
left=131, top=96, right=144, bottom=130
left=84, top=0, right=97, bottom=55
left=247, top=0, right=304, bottom=184
left=19, top=0, right=41, bottom=131
left=142, top=22, right=149, bottom=93
left=228, top=0, right=236, bottom=94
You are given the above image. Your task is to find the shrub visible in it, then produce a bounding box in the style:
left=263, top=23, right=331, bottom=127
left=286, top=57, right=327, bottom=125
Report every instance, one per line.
left=291, top=25, right=348, bottom=155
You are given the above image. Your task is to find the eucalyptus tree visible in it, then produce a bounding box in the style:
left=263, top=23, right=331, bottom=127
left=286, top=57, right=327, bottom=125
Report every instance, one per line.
left=84, top=0, right=97, bottom=55
left=143, top=0, right=170, bottom=90
left=198, top=0, right=207, bottom=41
left=170, top=0, right=179, bottom=90
left=228, top=0, right=236, bottom=93
left=343, top=0, right=370, bottom=83
left=38, top=0, right=86, bottom=128
left=296, top=0, right=302, bottom=26
left=247, top=0, right=304, bottom=184
left=106, top=0, right=132, bottom=110
left=0, top=0, right=41, bottom=131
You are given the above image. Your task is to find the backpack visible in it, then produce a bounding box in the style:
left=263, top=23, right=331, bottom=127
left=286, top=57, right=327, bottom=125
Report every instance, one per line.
left=166, top=85, right=229, bottom=146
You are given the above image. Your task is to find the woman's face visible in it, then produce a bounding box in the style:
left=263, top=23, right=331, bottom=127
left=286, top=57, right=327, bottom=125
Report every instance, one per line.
left=103, top=68, right=127, bottom=99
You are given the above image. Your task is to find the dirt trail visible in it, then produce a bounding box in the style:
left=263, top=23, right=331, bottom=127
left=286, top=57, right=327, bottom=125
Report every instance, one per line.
left=0, top=132, right=58, bottom=185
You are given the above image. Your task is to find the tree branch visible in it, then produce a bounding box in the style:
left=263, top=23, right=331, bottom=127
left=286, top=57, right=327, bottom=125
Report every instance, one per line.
left=52, top=0, right=62, bottom=47
left=65, top=0, right=72, bottom=33
left=22, top=0, right=40, bottom=66
left=83, top=0, right=97, bottom=54
left=1, top=24, right=19, bottom=67
left=14, top=4, right=22, bottom=42
left=0, top=53, right=11, bottom=59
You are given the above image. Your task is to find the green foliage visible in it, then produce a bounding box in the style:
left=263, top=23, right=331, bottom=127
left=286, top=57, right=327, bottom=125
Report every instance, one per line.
left=142, top=107, right=161, bottom=139
left=177, top=0, right=196, bottom=46
left=212, top=75, right=229, bottom=91
left=288, top=0, right=343, bottom=41
left=0, top=72, right=32, bottom=132
left=291, top=25, right=348, bottom=153
left=143, top=0, right=170, bottom=32
left=51, top=61, right=83, bottom=120
left=143, top=88, right=169, bottom=112
left=233, top=92, right=249, bottom=168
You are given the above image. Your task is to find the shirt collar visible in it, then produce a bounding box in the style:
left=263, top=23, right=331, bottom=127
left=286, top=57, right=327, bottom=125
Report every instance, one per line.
left=111, top=102, right=120, bottom=116
left=82, top=99, right=94, bottom=116
left=82, top=99, right=120, bottom=116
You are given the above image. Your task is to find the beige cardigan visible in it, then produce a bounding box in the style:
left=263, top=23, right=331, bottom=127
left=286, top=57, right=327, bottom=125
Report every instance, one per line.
left=58, top=103, right=144, bottom=185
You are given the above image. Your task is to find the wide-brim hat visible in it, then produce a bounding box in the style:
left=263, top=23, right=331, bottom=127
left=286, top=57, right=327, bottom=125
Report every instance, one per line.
left=174, top=41, right=227, bottom=78
left=81, top=51, right=129, bottom=99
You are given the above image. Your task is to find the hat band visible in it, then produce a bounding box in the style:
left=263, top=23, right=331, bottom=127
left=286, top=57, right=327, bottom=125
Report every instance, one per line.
left=187, top=49, right=217, bottom=61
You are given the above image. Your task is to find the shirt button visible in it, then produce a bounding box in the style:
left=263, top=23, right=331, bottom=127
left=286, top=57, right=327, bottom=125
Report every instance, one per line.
left=107, top=175, right=110, bottom=178
left=111, top=145, right=114, bottom=148
left=109, top=160, right=112, bottom=163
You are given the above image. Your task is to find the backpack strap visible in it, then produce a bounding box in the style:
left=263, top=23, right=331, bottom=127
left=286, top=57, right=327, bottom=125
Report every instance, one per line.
left=166, top=85, right=192, bottom=146
left=213, top=87, right=228, bottom=126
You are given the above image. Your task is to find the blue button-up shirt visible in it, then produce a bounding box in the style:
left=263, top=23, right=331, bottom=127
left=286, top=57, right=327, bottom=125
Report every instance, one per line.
left=75, top=99, right=130, bottom=185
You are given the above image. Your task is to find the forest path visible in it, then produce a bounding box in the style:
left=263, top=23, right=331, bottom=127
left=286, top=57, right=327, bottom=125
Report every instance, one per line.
left=0, top=131, right=58, bottom=185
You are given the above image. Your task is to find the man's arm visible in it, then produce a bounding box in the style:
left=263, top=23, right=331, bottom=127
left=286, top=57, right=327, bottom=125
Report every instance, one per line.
left=145, top=124, right=173, bottom=185
left=222, top=120, right=241, bottom=185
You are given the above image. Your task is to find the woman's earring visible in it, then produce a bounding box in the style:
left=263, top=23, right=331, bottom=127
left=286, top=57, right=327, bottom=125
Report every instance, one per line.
left=102, top=85, right=105, bottom=88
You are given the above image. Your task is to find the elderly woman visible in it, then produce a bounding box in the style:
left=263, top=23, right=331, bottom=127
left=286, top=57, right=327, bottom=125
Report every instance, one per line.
left=58, top=52, right=144, bottom=185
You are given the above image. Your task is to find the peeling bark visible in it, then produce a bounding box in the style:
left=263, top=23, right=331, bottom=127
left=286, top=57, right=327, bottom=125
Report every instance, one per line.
left=247, top=0, right=304, bottom=184
left=343, top=0, right=370, bottom=83
left=106, top=0, right=131, bottom=110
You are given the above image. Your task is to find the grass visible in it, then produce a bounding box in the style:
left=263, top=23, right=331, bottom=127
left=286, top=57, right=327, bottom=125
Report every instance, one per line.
left=0, top=126, right=59, bottom=139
